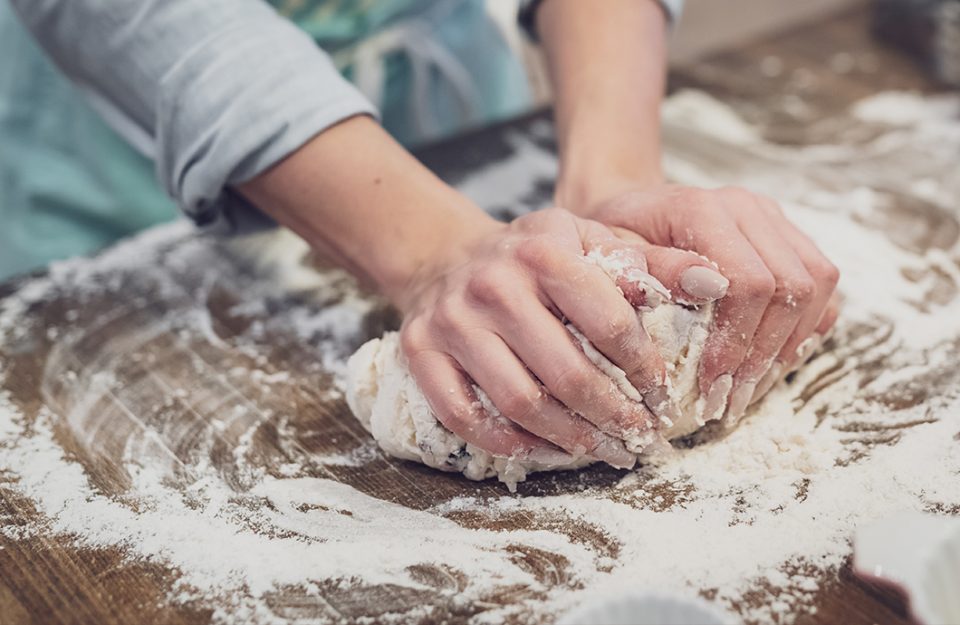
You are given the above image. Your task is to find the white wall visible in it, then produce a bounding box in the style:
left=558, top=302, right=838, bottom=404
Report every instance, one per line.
left=670, top=0, right=870, bottom=65
left=486, top=0, right=871, bottom=103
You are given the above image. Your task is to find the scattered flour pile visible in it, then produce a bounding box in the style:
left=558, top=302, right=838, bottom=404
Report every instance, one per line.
left=0, top=90, right=959, bottom=625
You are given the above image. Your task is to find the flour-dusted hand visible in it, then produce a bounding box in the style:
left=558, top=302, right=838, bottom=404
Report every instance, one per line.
left=533, top=0, right=840, bottom=422
left=583, top=184, right=841, bottom=422
left=395, top=208, right=717, bottom=467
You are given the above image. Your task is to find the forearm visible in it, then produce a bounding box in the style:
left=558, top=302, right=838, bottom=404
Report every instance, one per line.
left=537, top=0, right=670, bottom=213
left=238, top=116, right=497, bottom=308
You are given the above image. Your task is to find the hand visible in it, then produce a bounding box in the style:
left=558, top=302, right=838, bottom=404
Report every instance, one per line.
left=579, top=184, right=841, bottom=422
left=397, top=208, right=723, bottom=467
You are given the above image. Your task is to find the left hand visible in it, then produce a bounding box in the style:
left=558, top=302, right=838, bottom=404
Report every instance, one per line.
left=573, top=183, right=841, bottom=422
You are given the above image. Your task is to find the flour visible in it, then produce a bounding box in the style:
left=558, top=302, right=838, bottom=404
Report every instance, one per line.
left=1, top=89, right=959, bottom=625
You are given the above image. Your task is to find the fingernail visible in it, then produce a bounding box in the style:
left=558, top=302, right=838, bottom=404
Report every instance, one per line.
left=751, top=361, right=783, bottom=404
left=796, top=336, right=817, bottom=361
left=680, top=266, right=729, bottom=301
left=643, top=386, right=679, bottom=428
left=526, top=446, right=576, bottom=467
left=726, top=380, right=757, bottom=425
left=702, top=374, right=733, bottom=423
left=788, top=335, right=820, bottom=374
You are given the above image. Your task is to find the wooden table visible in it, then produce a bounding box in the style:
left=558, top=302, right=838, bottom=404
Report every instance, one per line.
left=1, top=7, right=956, bottom=625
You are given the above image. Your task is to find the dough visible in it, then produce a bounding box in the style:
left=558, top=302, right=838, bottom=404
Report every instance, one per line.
left=346, top=263, right=722, bottom=489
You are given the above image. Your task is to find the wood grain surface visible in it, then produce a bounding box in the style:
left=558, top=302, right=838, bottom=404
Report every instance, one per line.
left=1, top=7, right=955, bottom=625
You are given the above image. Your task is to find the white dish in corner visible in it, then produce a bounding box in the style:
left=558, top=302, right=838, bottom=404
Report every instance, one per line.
left=555, top=592, right=736, bottom=625
left=853, top=512, right=960, bottom=625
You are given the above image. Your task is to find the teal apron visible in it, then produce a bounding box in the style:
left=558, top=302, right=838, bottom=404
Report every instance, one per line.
left=0, top=0, right=533, bottom=281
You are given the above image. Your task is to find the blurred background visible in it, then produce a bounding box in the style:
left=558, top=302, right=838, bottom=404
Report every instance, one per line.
left=492, top=0, right=958, bottom=105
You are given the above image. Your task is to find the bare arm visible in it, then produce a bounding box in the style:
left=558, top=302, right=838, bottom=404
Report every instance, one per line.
left=538, top=0, right=669, bottom=210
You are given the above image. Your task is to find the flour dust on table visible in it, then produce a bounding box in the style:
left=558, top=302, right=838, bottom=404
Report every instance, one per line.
left=1, top=90, right=959, bottom=625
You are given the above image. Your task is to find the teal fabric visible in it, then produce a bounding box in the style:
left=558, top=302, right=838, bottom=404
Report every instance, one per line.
left=344, top=0, right=533, bottom=146
left=0, top=0, right=534, bottom=281
left=272, top=0, right=534, bottom=145
left=0, top=1, right=178, bottom=281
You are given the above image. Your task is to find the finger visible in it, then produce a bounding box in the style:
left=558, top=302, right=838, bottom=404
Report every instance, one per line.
left=576, top=219, right=669, bottom=309
left=543, top=247, right=681, bottom=425
left=541, top=222, right=680, bottom=425
left=816, top=291, right=842, bottom=337
left=547, top=229, right=667, bottom=391
left=491, top=290, right=660, bottom=448
left=576, top=220, right=728, bottom=423
left=405, top=347, right=568, bottom=462
left=726, top=212, right=816, bottom=422
left=642, top=244, right=730, bottom=304
left=773, top=217, right=841, bottom=369
left=748, top=291, right=842, bottom=406
left=687, top=209, right=774, bottom=418
left=785, top=290, right=841, bottom=374
left=450, top=330, right=635, bottom=468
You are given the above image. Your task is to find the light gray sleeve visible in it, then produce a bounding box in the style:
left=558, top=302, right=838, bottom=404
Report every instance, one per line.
left=9, top=0, right=378, bottom=230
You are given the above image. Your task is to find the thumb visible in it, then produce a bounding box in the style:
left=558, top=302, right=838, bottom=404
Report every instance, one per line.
left=576, top=218, right=669, bottom=309
left=642, top=244, right=729, bottom=304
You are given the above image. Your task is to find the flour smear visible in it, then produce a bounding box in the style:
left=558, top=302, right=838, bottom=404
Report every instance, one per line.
left=1, top=90, right=959, bottom=624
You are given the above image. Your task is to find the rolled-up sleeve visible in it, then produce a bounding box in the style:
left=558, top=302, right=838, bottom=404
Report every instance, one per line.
left=9, top=0, right=377, bottom=230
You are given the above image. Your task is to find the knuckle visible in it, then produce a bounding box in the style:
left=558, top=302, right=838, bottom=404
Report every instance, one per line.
left=739, top=270, right=776, bottom=302
left=605, top=401, right=651, bottom=435
left=811, top=259, right=841, bottom=287
left=552, top=366, right=589, bottom=398
left=515, top=236, right=560, bottom=272
left=520, top=207, right=566, bottom=232
left=760, top=196, right=784, bottom=215
left=497, top=389, right=539, bottom=423
left=466, top=268, right=510, bottom=308
left=625, top=358, right=664, bottom=393
left=536, top=206, right=566, bottom=222
left=551, top=365, right=599, bottom=402
left=672, top=186, right=709, bottom=209
left=720, top=185, right=755, bottom=203
left=752, top=191, right=777, bottom=204
left=431, top=298, right=463, bottom=331
left=399, top=320, right=429, bottom=356
left=775, top=275, right=817, bottom=306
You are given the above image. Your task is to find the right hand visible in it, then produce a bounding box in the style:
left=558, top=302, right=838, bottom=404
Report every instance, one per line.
left=395, top=208, right=722, bottom=468
left=577, top=184, right=841, bottom=421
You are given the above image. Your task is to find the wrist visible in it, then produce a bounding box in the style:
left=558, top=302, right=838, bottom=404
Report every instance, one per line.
left=556, top=162, right=664, bottom=219
left=386, top=206, right=503, bottom=313
left=551, top=94, right=665, bottom=216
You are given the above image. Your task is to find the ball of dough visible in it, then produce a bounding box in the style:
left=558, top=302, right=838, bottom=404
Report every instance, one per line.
left=346, top=300, right=717, bottom=490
